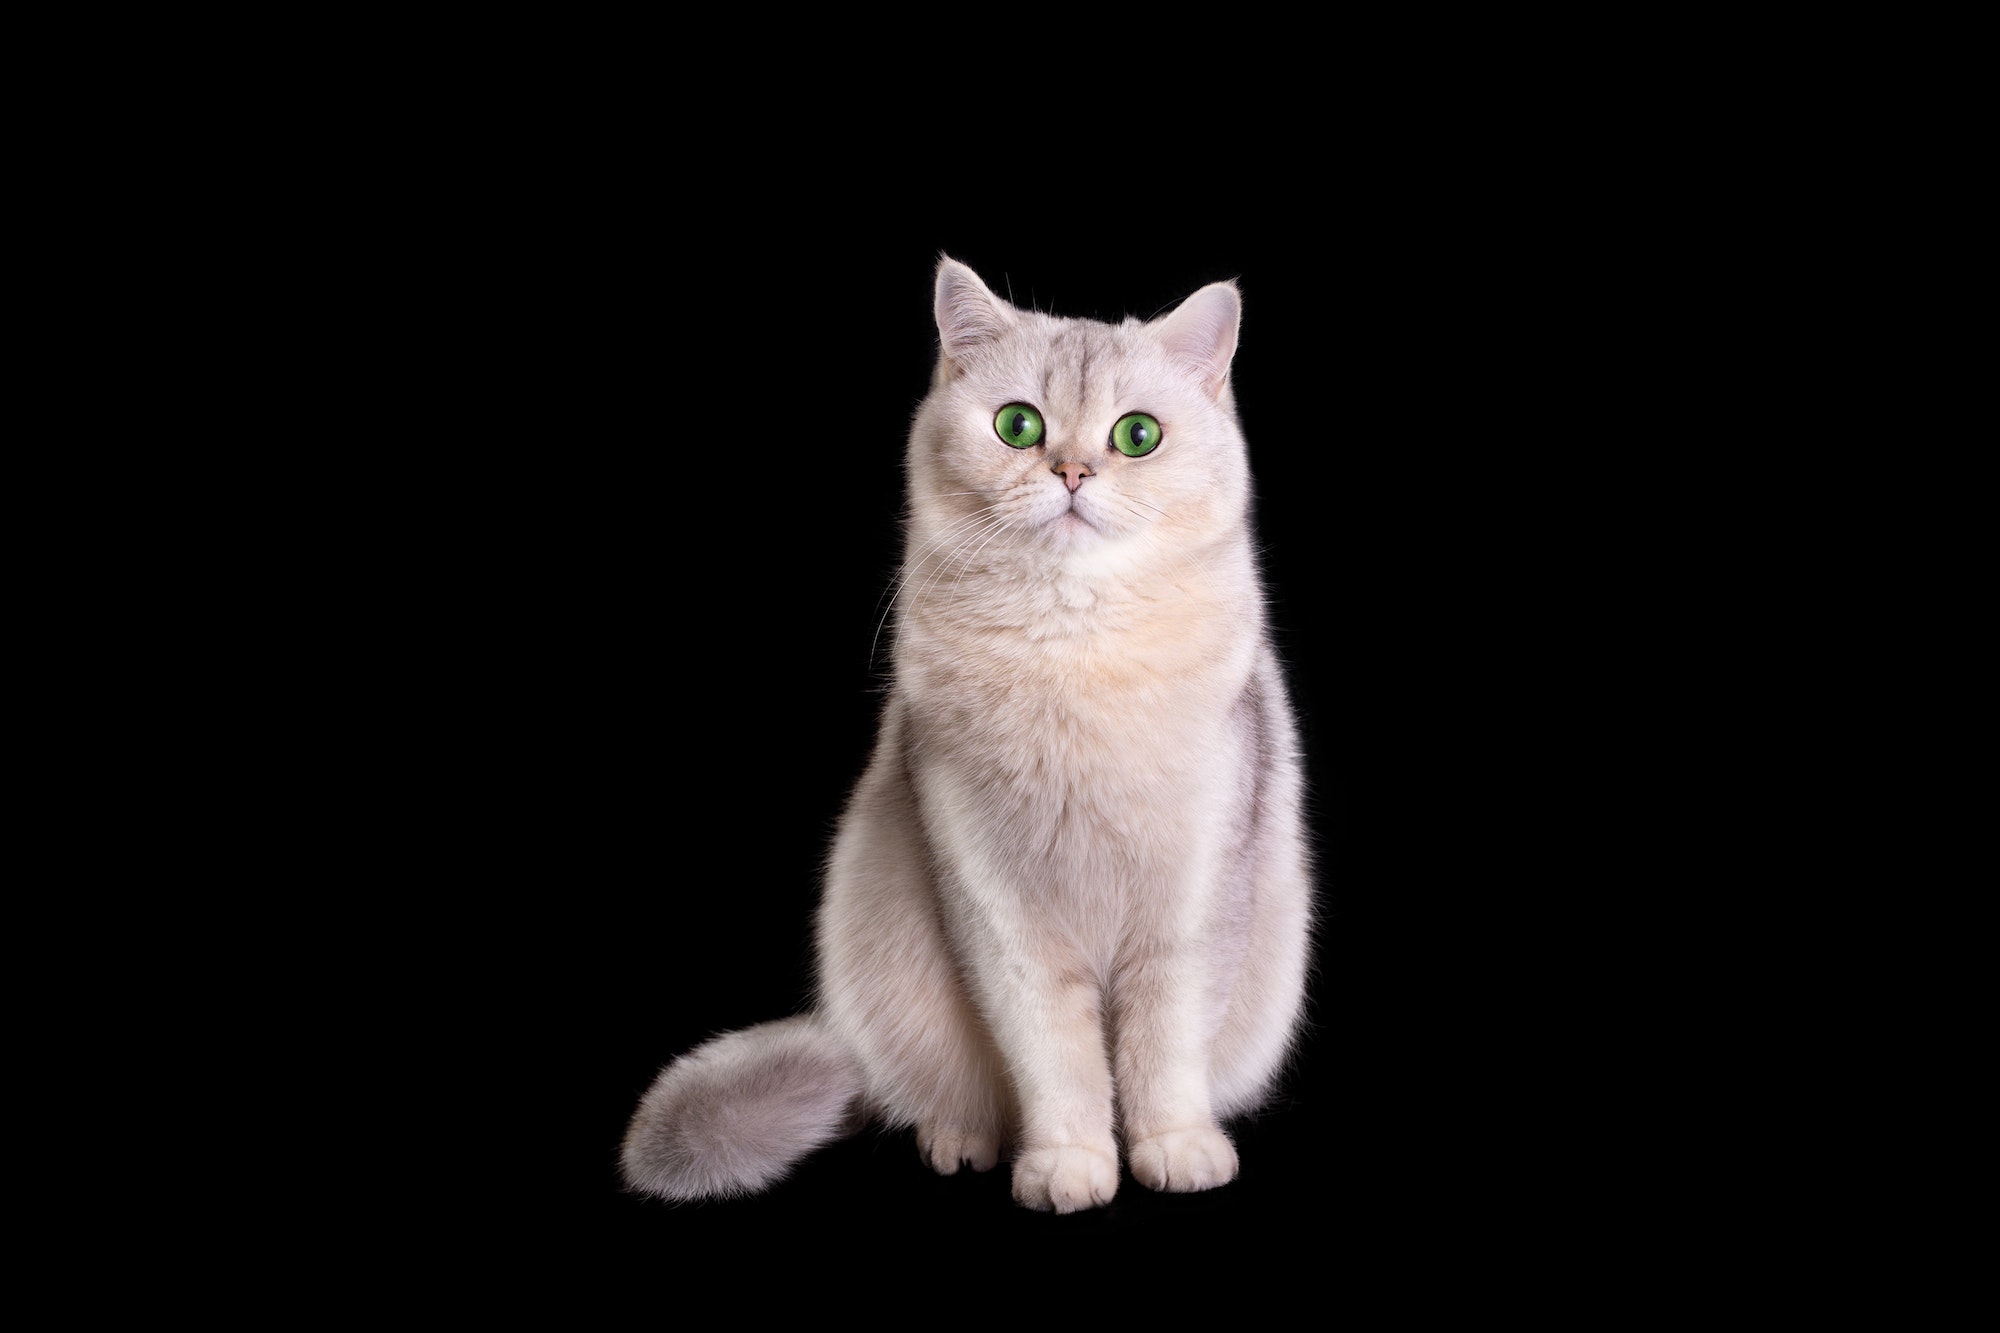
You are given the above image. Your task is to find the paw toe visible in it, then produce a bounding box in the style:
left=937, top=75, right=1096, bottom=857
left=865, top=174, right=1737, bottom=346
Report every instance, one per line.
left=1011, top=1144, right=1118, bottom=1212
left=1128, top=1126, right=1239, bottom=1194
left=918, top=1125, right=1003, bottom=1177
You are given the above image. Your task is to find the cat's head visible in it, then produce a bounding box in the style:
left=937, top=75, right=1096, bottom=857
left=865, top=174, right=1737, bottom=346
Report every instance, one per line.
left=907, top=258, right=1252, bottom=569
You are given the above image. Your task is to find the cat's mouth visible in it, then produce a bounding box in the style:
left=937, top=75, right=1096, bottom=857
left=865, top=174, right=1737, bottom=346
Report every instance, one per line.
left=1052, top=502, right=1105, bottom=541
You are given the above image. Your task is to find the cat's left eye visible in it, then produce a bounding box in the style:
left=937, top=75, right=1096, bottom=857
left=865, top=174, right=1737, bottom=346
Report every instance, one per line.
left=1111, top=412, right=1162, bottom=458
left=995, top=404, right=1045, bottom=449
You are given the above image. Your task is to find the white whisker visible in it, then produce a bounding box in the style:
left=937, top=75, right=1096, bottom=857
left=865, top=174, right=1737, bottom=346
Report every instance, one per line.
left=870, top=504, right=1008, bottom=666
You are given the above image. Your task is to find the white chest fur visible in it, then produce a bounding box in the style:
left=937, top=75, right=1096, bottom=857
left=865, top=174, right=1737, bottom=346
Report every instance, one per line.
left=897, top=562, right=1260, bottom=939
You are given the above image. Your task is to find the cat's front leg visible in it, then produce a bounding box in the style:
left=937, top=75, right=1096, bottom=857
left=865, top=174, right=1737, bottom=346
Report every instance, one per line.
left=991, top=969, right=1121, bottom=1212
left=950, top=914, right=1119, bottom=1212
left=1112, top=946, right=1241, bottom=1195
left=919, top=760, right=1121, bottom=1211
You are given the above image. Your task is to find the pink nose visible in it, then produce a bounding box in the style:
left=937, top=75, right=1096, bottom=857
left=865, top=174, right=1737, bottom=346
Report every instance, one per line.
left=1053, top=460, right=1094, bottom=493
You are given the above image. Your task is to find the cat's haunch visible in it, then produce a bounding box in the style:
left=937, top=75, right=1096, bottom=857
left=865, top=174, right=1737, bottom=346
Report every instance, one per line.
left=621, top=257, right=1313, bottom=1214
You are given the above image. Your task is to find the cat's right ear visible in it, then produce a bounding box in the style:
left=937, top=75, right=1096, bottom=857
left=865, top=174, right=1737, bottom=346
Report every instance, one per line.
left=1153, top=281, right=1243, bottom=401
left=934, top=257, right=1016, bottom=375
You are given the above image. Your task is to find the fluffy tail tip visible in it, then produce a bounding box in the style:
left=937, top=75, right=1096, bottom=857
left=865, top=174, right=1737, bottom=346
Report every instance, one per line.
left=620, top=1015, right=861, bottom=1202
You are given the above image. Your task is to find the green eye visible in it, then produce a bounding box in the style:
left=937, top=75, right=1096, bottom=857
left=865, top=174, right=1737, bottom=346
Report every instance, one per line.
left=1111, top=412, right=1162, bottom=457
left=995, top=404, right=1044, bottom=449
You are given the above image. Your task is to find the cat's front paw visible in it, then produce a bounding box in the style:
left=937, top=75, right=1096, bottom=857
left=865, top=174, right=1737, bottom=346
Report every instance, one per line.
left=916, top=1123, right=1001, bottom=1176
left=1010, top=1144, right=1118, bottom=1213
left=1127, top=1125, right=1239, bottom=1194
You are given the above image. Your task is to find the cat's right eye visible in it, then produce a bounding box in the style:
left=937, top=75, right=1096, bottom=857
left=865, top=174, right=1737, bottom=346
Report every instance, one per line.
left=994, top=404, right=1045, bottom=449
left=1111, top=412, right=1162, bottom=458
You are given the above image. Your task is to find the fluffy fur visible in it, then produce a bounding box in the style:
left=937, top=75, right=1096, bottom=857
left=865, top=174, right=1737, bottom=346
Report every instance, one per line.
left=621, top=258, right=1314, bottom=1212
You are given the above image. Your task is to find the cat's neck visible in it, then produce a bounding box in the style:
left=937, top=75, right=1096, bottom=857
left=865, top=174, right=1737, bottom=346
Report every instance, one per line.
left=895, top=523, right=1263, bottom=667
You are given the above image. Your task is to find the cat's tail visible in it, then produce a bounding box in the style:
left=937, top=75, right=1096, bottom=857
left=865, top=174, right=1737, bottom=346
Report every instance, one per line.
left=619, top=1013, right=864, bottom=1202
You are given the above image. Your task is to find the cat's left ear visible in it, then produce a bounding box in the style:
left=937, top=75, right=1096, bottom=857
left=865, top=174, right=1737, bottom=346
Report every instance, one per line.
left=1152, top=282, right=1242, bottom=400
left=934, top=257, right=1017, bottom=369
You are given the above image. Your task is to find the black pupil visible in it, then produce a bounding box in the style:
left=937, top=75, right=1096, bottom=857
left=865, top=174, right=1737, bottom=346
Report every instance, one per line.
left=1010, top=412, right=1028, bottom=438
left=1130, top=423, right=1149, bottom=447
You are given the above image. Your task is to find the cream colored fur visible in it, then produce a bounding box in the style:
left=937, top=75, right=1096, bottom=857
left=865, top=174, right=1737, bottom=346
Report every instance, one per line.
left=621, top=258, right=1313, bottom=1213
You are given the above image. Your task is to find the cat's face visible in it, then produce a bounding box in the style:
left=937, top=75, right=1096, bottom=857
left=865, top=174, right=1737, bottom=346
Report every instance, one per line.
left=908, top=262, right=1252, bottom=571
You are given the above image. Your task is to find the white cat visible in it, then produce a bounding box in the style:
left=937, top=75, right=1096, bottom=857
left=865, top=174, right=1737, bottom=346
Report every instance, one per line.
left=621, top=257, right=1314, bottom=1213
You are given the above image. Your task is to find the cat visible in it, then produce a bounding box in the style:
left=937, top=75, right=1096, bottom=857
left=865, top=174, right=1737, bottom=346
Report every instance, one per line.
left=620, top=256, right=1315, bottom=1213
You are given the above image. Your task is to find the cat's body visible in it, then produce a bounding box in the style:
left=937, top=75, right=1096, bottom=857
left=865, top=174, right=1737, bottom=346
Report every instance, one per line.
left=621, top=258, right=1313, bottom=1212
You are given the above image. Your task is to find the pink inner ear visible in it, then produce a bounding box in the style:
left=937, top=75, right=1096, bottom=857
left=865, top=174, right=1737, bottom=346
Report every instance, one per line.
left=935, top=261, right=1016, bottom=359
left=1155, top=284, right=1242, bottom=396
